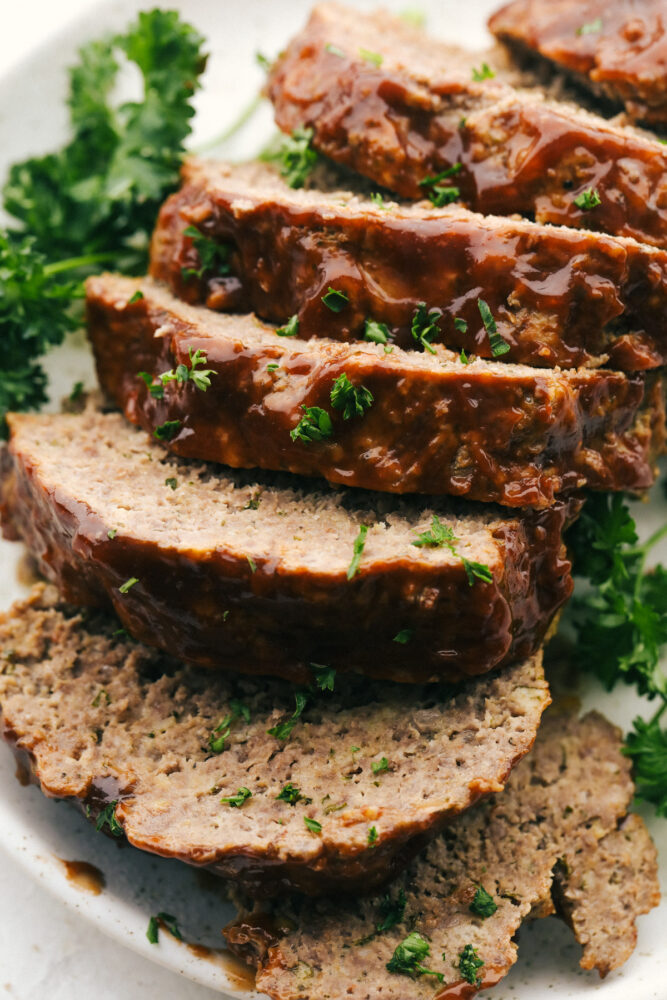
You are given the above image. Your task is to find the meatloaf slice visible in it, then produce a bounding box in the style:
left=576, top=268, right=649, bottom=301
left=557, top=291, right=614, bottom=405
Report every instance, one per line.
left=0, top=406, right=575, bottom=684
left=225, top=708, right=660, bottom=996
left=0, top=584, right=550, bottom=896
left=489, top=0, right=667, bottom=129
left=149, top=159, right=667, bottom=371
left=267, top=3, right=667, bottom=247
left=86, top=276, right=665, bottom=508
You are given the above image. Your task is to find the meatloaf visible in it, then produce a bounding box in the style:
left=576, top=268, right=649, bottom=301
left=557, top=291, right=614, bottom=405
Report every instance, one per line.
left=267, top=3, right=667, bottom=247
left=0, top=584, right=550, bottom=896
left=226, top=708, right=660, bottom=997
left=0, top=406, right=575, bottom=684
left=86, top=276, right=665, bottom=508
left=489, top=0, right=667, bottom=129
left=149, top=159, right=667, bottom=371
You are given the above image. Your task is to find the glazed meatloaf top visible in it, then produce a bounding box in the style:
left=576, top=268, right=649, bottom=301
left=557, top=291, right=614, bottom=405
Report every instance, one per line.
left=87, top=275, right=665, bottom=508
left=0, top=406, right=575, bottom=684
left=0, top=585, right=550, bottom=896
left=489, top=0, right=667, bottom=128
left=149, top=159, right=667, bottom=370
left=226, top=708, right=660, bottom=997
left=267, top=3, right=667, bottom=246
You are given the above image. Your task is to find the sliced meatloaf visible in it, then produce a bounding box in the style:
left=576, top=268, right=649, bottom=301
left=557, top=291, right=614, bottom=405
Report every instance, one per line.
left=149, top=159, right=667, bottom=371
left=0, top=585, right=550, bottom=896
left=86, top=276, right=665, bottom=508
left=225, top=708, right=660, bottom=996
left=489, top=0, right=667, bottom=129
left=267, top=3, right=667, bottom=247
left=0, top=406, right=575, bottom=684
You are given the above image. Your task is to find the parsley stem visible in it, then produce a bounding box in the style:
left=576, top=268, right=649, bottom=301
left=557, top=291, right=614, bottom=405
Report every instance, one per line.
left=638, top=521, right=667, bottom=557
left=192, top=92, right=264, bottom=154
left=43, top=252, right=120, bottom=276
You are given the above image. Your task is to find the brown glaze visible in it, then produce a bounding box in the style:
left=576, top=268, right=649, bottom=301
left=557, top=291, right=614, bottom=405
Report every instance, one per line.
left=268, top=3, right=667, bottom=246
left=490, top=0, right=667, bottom=128
left=150, top=160, right=667, bottom=370
left=0, top=417, right=576, bottom=686
left=87, top=277, right=665, bottom=509
left=185, top=943, right=255, bottom=990
left=58, top=859, right=106, bottom=895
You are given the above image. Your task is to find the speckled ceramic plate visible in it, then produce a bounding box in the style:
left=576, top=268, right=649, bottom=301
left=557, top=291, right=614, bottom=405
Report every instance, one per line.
left=0, top=1, right=665, bottom=997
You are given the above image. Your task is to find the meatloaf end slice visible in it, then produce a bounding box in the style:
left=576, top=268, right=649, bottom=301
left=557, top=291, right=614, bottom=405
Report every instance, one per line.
left=225, top=708, right=660, bottom=996
left=489, top=0, right=667, bottom=129
left=0, top=584, right=550, bottom=896
left=87, top=275, right=666, bottom=508
left=148, top=158, right=667, bottom=371
left=267, top=2, right=667, bottom=246
left=0, top=405, right=575, bottom=683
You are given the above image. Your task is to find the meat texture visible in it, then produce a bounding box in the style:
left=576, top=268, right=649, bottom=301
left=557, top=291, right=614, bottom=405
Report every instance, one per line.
left=0, top=406, right=576, bottom=684
left=267, top=3, right=667, bottom=246
left=225, top=708, right=660, bottom=998
left=87, top=276, right=666, bottom=509
left=0, top=585, right=550, bottom=896
left=149, top=159, right=667, bottom=371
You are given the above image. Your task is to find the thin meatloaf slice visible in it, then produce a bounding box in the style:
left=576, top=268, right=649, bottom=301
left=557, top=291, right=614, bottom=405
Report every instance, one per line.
left=267, top=3, right=667, bottom=247
left=225, top=708, right=660, bottom=997
left=86, top=276, right=665, bottom=508
left=149, top=159, right=667, bottom=371
left=0, top=406, right=575, bottom=684
left=489, top=0, right=667, bottom=128
left=0, top=585, right=550, bottom=896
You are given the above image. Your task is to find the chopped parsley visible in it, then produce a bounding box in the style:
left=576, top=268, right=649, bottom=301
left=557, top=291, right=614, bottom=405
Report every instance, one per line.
left=311, top=663, right=336, bottom=692
left=325, top=43, right=346, bottom=58
left=107, top=528, right=117, bottom=540
left=459, top=348, right=471, bottom=364
left=347, top=524, right=368, bottom=580
left=267, top=363, right=280, bottom=372
left=290, top=405, right=333, bottom=443
left=276, top=782, right=312, bottom=805
left=208, top=698, right=250, bottom=754
left=304, top=816, right=322, bottom=833
left=247, top=555, right=257, bottom=573
left=393, top=628, right=413, bottom=644
left=470, top=885, right=498, bottom=918
left=577, top=17, right=602, bottom=35
left=268, top=691, right=309, bottom=740
left=371, top=756, right=389, bottom=774
left=146, top=912, right=182, bottom=945
left=322, top=286, right=349, bottom=312
left=574, top=187, right=602, bottom=211
left=95, top=801, right=123, bottom=837
left=267, top=126, right=319, bottom=189
left=128, top=290, right=144, bottom=304
left=92, top=688, right=110, bottom=708
left=368, top=825, right=378, bottom=846
left=276, top=314, right=299, bottom=337
left=146, top=346, right=217, bottom=394
left=181, top=225, right=231, bottom=280
left=386, top=932, right=444, bottom=982
left=221, top=786, right=252, bottom=808
left=364, top=318, right=390, bottom=344
left=377, top=888, right=407, bottom=932
left=412, top=516, right=492, bottom=586
left=69, top=380, right=85, bottom=402
left=359, top=48, right=383, bottom=67
left=477, top=298, right=509, bottom=356
left=118, top=577, right=139, bottom=594
left=457, top=943, right=484, bottom=986
left=454, top=317, right=468, bottom=333
left=472, top=62, right=495, bottom=81
left=370, top=192, right=388, bottom=209
left=165, top=477, right=178, bottom=490
left=330, top=372, right=374, bottom=419
left=418, top=162, right=462, bottom=207
left=153, top=419, right=181, bottom=441
left=411, top=302, right=441, bottom=354
left=462, top=558, right=494, bottom=586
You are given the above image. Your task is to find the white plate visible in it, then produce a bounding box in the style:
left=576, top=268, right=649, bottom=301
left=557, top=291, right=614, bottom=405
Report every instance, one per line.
left=0, top=1, right=665, bottom=997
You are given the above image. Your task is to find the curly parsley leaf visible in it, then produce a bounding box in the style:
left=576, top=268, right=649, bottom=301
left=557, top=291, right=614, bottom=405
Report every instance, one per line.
left=266, top=126, right=319, bottom=189
left=376, top=888, right=407, bottom=932
left=268, top=691, right=310, bottom=741
left=469, top=886, right=498, bottom=918
left=457, top=943, right=484, bottom=985
left=181, top=226, right=231, bottom=280
left=347, top=524, right=368, bottom=580
left=386, top=932, right=444, bottom=982
left=411, top=302, right=441, bottom=353
left=95, top=800, right=123, bottom=837
left=276, top=782, right=312, bottom=806
left=221, top=786, right=252, bottom=808
left=290, top=405, right=333, bottom=443
left=330, top=372, right=374, bottom=419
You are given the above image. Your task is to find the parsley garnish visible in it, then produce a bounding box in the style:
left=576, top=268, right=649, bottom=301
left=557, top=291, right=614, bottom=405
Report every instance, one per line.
left=221, top=786, right=252, bottom=808
left=107, top=528, right=117, bottom=539
left=371, top=756, right=389, bottom=774
left=377, top=888, right=407, bottom=932
left=574, top=188, right=602, bottom=211
left=359, top=48, right=383, bottom=67
left=267, top=363, right=280, bottom=372
left=95, top=801, right=123, bottom=837
left=154, top=419, right=181, bottom=441
left=364, top=318, right=390, bottom=344
left=290, top=405, right=333, bottom=443
left=311, top=663, right=336, bottom=691
left=268, top=126, right=318, bottom=189
left=325, top=43, right=346, bottom=58
left=276, top=314, right=299, bottom=337
left=577, top=17, right=602, bottom=35
left=472, top=62, right=495, bottom=81
left=462, top=558, right=494, bottom=586
left=146, top=912, right=182, bottom=944
left=92, top=689, right=110, bottom=708
left=470, top=886, right=498, bottom=918
left=477, top=298, right=509, bottom=356
left=370, top=192, right=388, bottom=209
left=330, top=373, right=374, bottom=419
left=143, top=347, right=216, bottom=396
left=347, top=525, right=368, bottom=580
left=393, top=628, right=413, bottom=644
left=268, top=691, right=309, bottom=740
left=368, top=825, right=378, bottom=846
left=165, top=477, right=177, bottom=490
left=304, top=816, right=322, bottom=833
left=454, top=317, right=468, bottom=333
left=459, top=348, right=471, bottom=364
left=247, top=555, right=257, bottom=573
left=322, top=287, right=349, bottom=312
left=412, top=515, right=492, bottom=586
left=276, top=782, right=312, bottom=805
left=118, top=577, right=139, bottom=594
left=386, top=932, right=444, bottom=982
left=418, top=163, right=462, bottom=206
left=411, top=302, right=441, bottom=354
left=457, top=944, right=484, bottom=986
left=128, top=289, right=144, bottom=304
left=69, top=380, right=85, bottom=402
left=208, top=698, right=250, bottom=754
left=181, top=225, right=231, bottom=280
